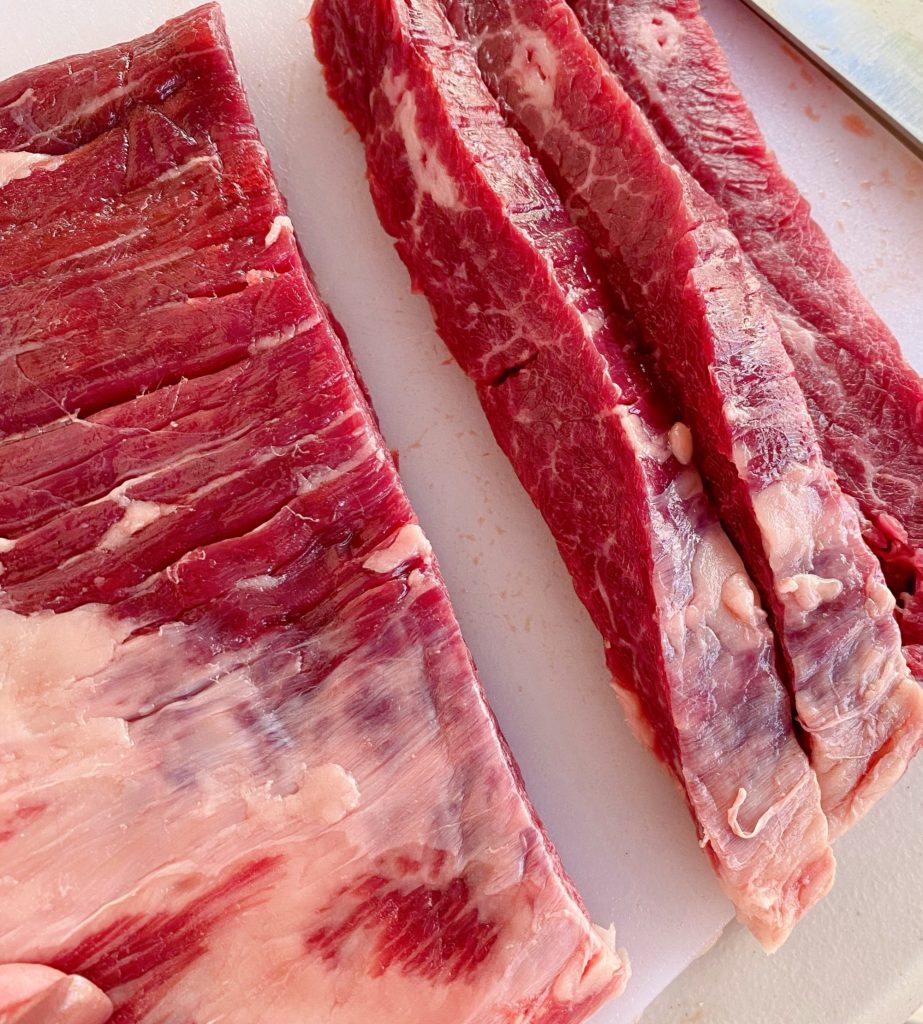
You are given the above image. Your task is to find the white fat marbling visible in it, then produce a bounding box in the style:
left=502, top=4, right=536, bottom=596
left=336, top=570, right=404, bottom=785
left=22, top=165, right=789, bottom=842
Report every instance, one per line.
left=249, top=315, right=321, bottom=354
left=668, top=422, right=693, bottom=465
left=149, top=154, right=219, bottom=188
left=751, top=464, right=820, bottom=571
left=726, top=787, right=773, bottom=840
left=778, top=573, right=844, bottom=612
left=236, top=574, right=283, bottom=591
left=508, top=26, right=560, bottom=111
left=382, top=72, right=460, bottom=210
left=1, top=87, right=35, bottom=111
left=0, top=150, right=63, bottom=189
left=265, top=215, right=293, bottom=247
left=98, top=500, right=168, bottom=551
left=866, top=575, right=897, bottom=618
left=721, top=571, right=762, bottom=627
left=244, top=762, right=360, bottom=828
left=41, top=227, right=146, bottom=272
left=630, top=7, right=684, bottom=64
left=0, top=605, right=133, bottom=739
left=681, top=526, right=765, bottom=656
left=552, top=922, right=626, bottom=1004
left=54, top=82, right=138, bottom=130
left=608, top=676, right=658, bottom=754
left=363, top=524, right=433, bottom=575
left=616, top=405, right=671, bottom=463
left=0, top=605, right=130, bottom=689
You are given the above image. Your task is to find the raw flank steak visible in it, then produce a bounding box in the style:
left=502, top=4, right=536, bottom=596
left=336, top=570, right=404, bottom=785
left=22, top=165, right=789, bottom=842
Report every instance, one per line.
left=311, top=0, right=835, bottom=950
left=442, top=0, right=923, bottom=836
left=571, top=0, right=923, bottom=673
left=0, top=6, right=627, bottom=1022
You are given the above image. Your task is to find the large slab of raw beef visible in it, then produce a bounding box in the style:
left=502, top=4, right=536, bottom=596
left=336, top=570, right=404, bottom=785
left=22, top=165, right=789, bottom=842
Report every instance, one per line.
left=311, top=0, right=834, bottom=950
left=0, top=7, right=628, bottom=1021
left=570, top=0, right=923, bottom=674
left=443, top=0, right=923, bottom=836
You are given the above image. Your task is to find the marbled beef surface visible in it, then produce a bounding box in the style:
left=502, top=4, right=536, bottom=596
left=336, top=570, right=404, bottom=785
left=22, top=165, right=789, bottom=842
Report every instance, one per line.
left=311, top=0, right=834, bottom=950
left=0, top=7, right=626, bottom=1021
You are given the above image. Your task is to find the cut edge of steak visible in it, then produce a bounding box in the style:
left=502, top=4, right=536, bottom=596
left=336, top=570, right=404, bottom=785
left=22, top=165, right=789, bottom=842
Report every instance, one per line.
left=0, top=6, right=628, bottom=1021
left=311, top=0, right=836, bottom=950
left=569, top=0, right=923, bottom=659
left=441, top=0, right=923, bottom=838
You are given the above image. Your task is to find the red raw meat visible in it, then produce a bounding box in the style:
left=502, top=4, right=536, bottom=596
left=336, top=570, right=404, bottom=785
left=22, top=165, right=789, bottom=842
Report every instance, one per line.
left=443, top=0, right=923, bottom=836
left=570, top=0, right=923, bottom=668
left=311, top=0, right=834, bottom=949
left=0, top=6, right=627, bottom=1021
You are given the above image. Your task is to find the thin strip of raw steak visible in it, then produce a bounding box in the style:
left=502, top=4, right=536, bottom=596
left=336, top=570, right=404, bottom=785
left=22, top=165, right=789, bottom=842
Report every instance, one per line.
left=570, top=0, right=923, bottom=673
left=443, top=0, right=923, bottom=836
left=311, top=0, right=834, bottom=949
left=0, top=7, right=627, bottom=1022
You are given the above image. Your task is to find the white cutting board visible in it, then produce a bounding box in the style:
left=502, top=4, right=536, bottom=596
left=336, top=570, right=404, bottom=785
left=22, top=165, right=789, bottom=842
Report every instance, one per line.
left=2, top=2, right=920, bottom=1023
